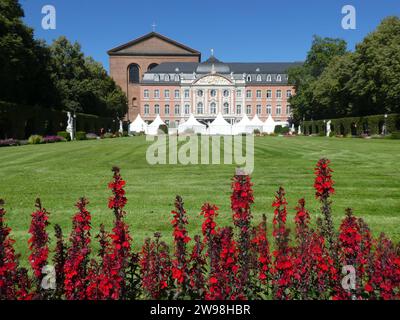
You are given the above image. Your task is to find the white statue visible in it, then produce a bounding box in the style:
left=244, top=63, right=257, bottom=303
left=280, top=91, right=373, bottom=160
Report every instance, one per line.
left=290, top=124, right=295, bottom=134
left=326, top=120, right=332, bottom=137
left=66, top=112, right=74, bottom=140
left=119, top=120, right=123, bottom=134
left=298, top=125, right=302, bottom=135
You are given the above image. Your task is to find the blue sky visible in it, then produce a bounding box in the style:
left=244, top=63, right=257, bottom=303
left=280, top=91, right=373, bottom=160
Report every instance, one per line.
left=21, top=0, right=399, bottom=72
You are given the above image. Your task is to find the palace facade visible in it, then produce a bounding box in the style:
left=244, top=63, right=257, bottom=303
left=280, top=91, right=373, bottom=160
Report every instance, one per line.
left=108, top=32, right=301, bottom=127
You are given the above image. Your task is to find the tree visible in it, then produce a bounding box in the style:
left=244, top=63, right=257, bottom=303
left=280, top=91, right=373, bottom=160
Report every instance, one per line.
left=49, top=37, right=127, bottom=117
left=348, top=16, right=400, bottom=115
left=288, top=36, right=348, bottom=121
left=312, top=53, right=355, bottom=118
left=0, top=0, right=57, bottom=106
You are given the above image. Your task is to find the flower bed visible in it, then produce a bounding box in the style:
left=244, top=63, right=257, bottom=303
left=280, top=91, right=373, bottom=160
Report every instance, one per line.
left=0, top=159, right=399, bottom=300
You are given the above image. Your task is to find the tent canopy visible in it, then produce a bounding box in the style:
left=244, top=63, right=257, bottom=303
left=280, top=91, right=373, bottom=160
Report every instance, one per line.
left=146, top=115, right=166, bottom=135
left=232, top=114, right=253, bottom=135
left=129, top=114, right=148, bottom=133
left=251, top=114, right=265, bottom=127
left=178, top=114, right=207, bottom=134
left=208, top=113, right=232, bottom=135
left=262, top=115, right=276, bottom=134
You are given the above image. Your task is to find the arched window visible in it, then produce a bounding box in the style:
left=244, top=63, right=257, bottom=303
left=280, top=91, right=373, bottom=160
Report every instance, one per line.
left=174, top=74, right=180, bottom=82
left=164, top=74, right=170, bottom=81
left=197, top=102, right=204, bottom=114
left=246, top=75, right=252, bottom=82
left=210, top=102, right=217, bottom=114
left=223, top=103, right=229, bottom=114
left=128, top=64, right=140, bottom=84
left=277, top=74, right=282, bottom=82
left=267, top=74, right=272, bottom=82
left=154, top=74, right=160, bottom=81
left=147, top=63, right=159, bottom=71
left=256, top=74, right=262, bottom=82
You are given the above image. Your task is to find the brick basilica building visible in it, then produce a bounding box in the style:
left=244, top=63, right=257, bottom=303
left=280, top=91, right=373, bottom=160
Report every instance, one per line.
left=108, top=32, right=301, bottom=127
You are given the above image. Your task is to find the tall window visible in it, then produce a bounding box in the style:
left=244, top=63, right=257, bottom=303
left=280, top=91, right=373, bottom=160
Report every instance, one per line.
left=165, top=104, right=170, bottom=115
left=210, top=89, right=217, bottom=97
left=128, top=64, right=140, bottom=83
left=144, top=89, right=149, bottom=98
left=164, top=90, right=170, bottom=99
left=256, top=90, right=262, bottom=99
left=256, top=105, right=261, bottom=115
left=223, top=90, right=229, bottom=97
left=246, top=90, right=252, bottom=99
left=236, top=105, right=242, bottom=114
left=144, top=104, right=149, bottom=115
left=276, top=105, right=282, bottom=115
left=197, top=102, right=204, bottom=114
left=266, top=90, right=272, bottom=99
left=154, top=104, right=160, bottom=114
left=174, top=104, right=180, bottom=115
left=286, top=90, right=292, bottom=98
left=184, top=89, right=190, bottom=98
left=286, top=104, right=291, bottom=115
left=185, top=104, right=190, bottom=115
left=223, top=103, right=229, bottom=114
left=266, top=105, right=272, bottom=115
left=174, top=90, right=180, bottom=99
left=154, top=90, right=160, bottom=98
left=276, top=90, right=282, bottom=99
left=236, top=90, right=242, bottom=98
left=246, top=105, right=252, bottom=115
left=210, top=102, right=217, bottom=114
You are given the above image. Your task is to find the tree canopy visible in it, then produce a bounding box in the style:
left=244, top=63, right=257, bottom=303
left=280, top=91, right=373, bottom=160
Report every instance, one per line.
left=289, top=17, right=400, bottom=121
left=0, top=0, right=127, bottom=118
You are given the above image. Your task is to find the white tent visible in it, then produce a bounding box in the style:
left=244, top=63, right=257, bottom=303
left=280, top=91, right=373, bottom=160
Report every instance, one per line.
left=232, top=114, right=253, bottom=135
left=146, top=115, right=166, bottom=135
left=178, top=114, right=207, bottom=134
left=250, top=114, right=265, bottom=132
left=262, top=115, right=276, bottom=134
left=208, top=113, right=232, bottom=135
left=129, top=114, right=148, bottom=134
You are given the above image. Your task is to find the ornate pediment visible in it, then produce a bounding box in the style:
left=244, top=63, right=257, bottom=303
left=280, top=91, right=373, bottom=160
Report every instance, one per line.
left=194, top=75, right=232, bottom=86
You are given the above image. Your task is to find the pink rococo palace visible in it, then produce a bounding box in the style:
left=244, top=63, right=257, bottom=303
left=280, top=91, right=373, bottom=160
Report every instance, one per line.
left=108, top=32, right=301, bottom=127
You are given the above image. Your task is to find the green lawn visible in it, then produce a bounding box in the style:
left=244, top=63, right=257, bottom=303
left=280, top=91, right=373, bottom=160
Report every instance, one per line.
left=1, top=136, right=399, bottom=265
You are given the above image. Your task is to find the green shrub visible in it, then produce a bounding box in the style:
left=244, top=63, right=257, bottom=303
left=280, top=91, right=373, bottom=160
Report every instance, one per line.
left=159, top=125, right=168, bottom=134
left=28, top=135, right=43, bottom=144
left=75, top=131, right=86, bottom=141
left=274, top=125, right=283, bottom=134
left=254, top=129, right=261, bottom=135
left=57, top=131, right=71, bottom=141
left=281, top=126, right=290, bottom=135
left=390, top=131, right=400, bottom=140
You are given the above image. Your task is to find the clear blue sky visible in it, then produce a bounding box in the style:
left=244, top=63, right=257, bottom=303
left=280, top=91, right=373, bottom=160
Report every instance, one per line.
left=21, top=0, right=399, bottom=72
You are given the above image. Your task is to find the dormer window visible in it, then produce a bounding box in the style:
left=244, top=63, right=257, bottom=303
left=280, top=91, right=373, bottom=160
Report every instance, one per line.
left=154, top=74, right=160, bottom=81
left=267, top=74, right=272, bottom=82
left=256, top=74, right=262, bottom=82
left=256, top=67, right=260, bottom=72
left=164, top=74, right=170, bottom=81
left=277, top=74, right=282, bottom=82
left=174, top=74, right=180, bottom=82
left=246, top=75, right=252, bottom=82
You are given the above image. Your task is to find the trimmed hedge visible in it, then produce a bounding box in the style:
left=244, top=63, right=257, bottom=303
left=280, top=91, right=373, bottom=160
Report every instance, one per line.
left=0, top=101, right=118, bottom=139
left=302, top=114, right=400, bottom=136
